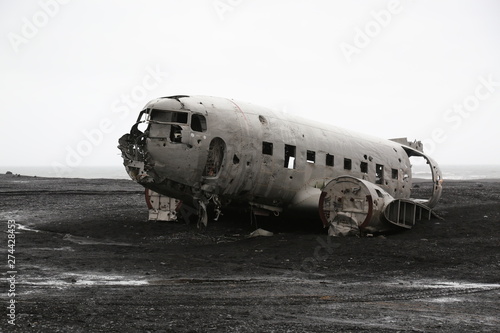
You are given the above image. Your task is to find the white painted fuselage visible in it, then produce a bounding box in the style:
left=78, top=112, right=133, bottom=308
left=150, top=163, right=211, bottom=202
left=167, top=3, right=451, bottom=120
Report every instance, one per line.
left=119, top=95, right=442, bottom=231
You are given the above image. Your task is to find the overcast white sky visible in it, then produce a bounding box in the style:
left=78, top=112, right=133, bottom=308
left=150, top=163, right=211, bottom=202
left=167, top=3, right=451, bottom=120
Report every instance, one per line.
left=1, top=0, right=500, bottom=172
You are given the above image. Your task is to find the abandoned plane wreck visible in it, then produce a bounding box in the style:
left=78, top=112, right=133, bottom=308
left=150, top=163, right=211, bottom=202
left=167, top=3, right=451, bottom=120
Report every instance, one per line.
left=118, top=95, right=443, bottom=236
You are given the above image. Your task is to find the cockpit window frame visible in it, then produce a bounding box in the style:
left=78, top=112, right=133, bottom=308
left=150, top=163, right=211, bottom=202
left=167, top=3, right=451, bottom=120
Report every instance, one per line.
left=148, top=109, right=189, bottom=125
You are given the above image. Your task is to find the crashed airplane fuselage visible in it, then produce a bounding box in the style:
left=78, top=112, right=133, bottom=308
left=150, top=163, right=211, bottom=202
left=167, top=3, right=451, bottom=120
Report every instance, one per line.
left=118, top=95, right=443, bottom=235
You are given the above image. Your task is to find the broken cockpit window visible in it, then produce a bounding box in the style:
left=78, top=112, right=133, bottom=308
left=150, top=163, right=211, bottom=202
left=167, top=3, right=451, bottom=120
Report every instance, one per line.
left=150, top=109, right=188, bottom=124
left=149, top=109, right=188, bottom=142
left=135, top=110, right=149, bottom=133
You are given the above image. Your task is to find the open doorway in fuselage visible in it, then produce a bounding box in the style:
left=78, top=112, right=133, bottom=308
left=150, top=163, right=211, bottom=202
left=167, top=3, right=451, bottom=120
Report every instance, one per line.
left=203, top=137, right=226, bottom=178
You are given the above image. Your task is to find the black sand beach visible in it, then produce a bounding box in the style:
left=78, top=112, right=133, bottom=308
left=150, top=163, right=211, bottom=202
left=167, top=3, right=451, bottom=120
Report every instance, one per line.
left=1, top=174, right=499, bottom=332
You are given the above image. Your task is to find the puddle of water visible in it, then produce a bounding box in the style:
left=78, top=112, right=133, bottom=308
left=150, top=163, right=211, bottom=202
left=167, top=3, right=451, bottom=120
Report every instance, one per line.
left=413, top=281, right=500, bottom=289
left=425, top=297, right=463, bottom=303
left=22, top=272, right=149, bottom=287
left=15, top=224, right=135, bottom=247
left=18, top=274, right=320, bottom=289
left=32, top=247, right=75, bottom=252
left=148, top=278, right=255, bottom=285
left=385, top=280, right=500, bottom=290
left=63, top=272, right=149, bottom=286
left=16, top=224, right=40, bottom=233
left=63, top=234, right=134, bottom=247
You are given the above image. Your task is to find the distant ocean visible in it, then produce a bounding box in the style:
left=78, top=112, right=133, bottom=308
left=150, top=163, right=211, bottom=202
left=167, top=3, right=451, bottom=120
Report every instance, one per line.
left=413, top=165, right=500, bottom=180
left=1, top=165, right=499, bottom=180
left=1, top=166, right=131, bottom=180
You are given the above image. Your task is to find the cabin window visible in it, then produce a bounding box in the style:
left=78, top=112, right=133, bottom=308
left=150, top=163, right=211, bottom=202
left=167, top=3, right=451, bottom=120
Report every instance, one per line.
left=284, top=144, right=296, bottom=169
left=392, top=168, right=398, bottom=179
left=262, top=141, right=273, bottom=155
left=191, top=114, right=207, bottom=132
left=307, top=150, right=315, bottom=163
left=326, top=154, right=334, bottom=167
left=344, top=158, right=352, bottom=170
left=376, top=164, right=384, bottom=184
left=360, top=161, right=368, bottom=173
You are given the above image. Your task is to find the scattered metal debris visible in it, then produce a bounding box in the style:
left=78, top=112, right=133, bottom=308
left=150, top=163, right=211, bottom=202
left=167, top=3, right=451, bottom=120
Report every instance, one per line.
left=248, top=228, right=274, bottom=238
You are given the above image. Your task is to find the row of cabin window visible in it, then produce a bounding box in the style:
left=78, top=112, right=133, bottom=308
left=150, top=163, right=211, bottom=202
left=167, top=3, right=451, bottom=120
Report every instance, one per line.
left=262, top=141, right=399, bottom=182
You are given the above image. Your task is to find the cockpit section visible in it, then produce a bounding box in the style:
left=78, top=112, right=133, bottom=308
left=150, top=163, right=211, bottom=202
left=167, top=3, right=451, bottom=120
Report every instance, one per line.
left=118, top=100, right=210, bottom=189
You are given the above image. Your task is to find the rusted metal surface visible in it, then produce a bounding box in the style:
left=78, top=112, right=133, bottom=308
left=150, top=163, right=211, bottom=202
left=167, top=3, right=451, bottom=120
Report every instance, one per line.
left=118, top=95, right=443, bottom=234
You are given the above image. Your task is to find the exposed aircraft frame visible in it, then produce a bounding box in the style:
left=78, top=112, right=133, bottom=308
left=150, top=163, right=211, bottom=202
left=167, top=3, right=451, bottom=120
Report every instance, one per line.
left=118, top=95, right=443, bottom=235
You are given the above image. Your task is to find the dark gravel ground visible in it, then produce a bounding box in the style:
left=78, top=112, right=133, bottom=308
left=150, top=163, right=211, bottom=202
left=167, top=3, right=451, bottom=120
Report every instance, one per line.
left=0, top=174, right=499, bottom=332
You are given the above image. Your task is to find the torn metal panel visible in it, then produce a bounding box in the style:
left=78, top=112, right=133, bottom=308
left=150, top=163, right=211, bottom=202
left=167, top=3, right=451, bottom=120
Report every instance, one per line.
left=145, top=189, right=181, bottom=221
left=390, top=137, right=424, bottom=153
left=118, top=95, right=443, bottom=234
left=249, top=228, right=274, bottom=237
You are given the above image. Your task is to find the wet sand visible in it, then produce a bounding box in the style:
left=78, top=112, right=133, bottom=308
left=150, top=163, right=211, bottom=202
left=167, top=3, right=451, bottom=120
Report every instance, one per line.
left=0, top=174, right=499, bottom=332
